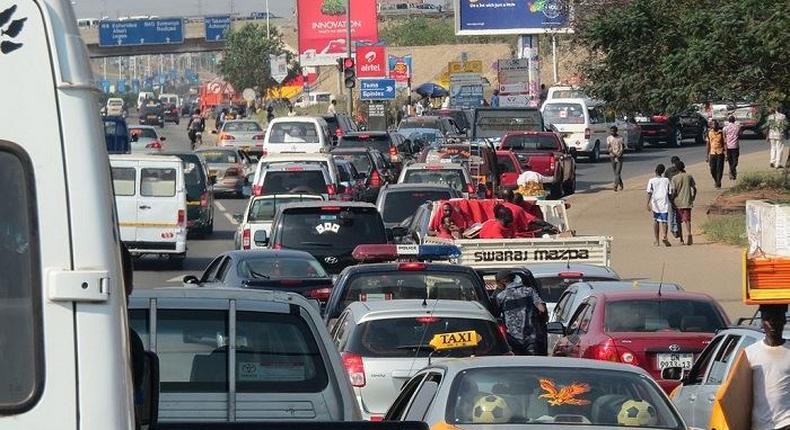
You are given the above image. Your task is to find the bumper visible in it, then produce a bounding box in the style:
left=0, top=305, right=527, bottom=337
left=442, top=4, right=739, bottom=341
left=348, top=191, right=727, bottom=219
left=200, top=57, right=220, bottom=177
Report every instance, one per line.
left=124, top=240, right=187, bottom=255
left=213, top=178, right=245, bottom=194
left=567, top=139, right=595, bottom=153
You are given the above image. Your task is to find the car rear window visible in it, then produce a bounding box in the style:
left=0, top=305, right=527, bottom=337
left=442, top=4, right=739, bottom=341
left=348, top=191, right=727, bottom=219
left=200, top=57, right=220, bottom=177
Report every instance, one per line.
left=338, top=134, right=392, bottom=154
left=140, top=168, right=176, bottom=197
left=403, top=169, right=466, bottom=191
left=262, top=171, right=327, bottom=195
left=129, top=128, right=158, bottom=139
left=200, top=150, right=238, bottom=164
left=237, top=256, right=327, bottom=279
left=534, top=276, right=618, bottom=303
left=248, top=196, right=322, bottom=222
left=224, top=122, right=262, bottom=132
left=381, top=190, right=453, bottom=223
left=111, top=167, right=136, bottom=196
left=543, top=103, right=586, bottom=125
left=279, top=207, right=386, bottom=250
left=333, top=152, right=372, bottom=174
left=605, top=300, right=726, bottom=333
left=342, top=272, right=481, bottom=311
left=501, top=134, right=559, bottom=151
left=474, top=110, right=543, bottom=138
left=348, top=317, right=509, bottom=358
left=183, top=161, right=205, bottom=188
left=268, top=122, right=321, bottom=144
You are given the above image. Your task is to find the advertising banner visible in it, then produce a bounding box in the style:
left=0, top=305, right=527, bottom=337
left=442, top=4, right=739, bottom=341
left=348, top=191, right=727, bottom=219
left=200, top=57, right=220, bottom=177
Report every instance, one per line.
left=356, top=45, right=387, bottom=78
left=497, top=58, right=529, bottom=106
left=450, top=73, right=483, bottom=109
left=297, top=0, right=379, bottom=66
left=455, top=0, right=569, bottom=35
left=388, top=54, right=412, bottom=88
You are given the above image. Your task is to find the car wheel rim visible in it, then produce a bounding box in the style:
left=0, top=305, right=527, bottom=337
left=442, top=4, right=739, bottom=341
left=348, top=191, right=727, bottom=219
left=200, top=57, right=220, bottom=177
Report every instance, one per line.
left=675, top=129, right=682, bottom=146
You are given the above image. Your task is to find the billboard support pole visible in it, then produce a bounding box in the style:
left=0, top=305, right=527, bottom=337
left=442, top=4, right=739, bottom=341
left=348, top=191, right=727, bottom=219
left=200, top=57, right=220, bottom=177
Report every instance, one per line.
left=346, top=0, right=353, bottom=115
left=552, top=34, right=558, bottom=84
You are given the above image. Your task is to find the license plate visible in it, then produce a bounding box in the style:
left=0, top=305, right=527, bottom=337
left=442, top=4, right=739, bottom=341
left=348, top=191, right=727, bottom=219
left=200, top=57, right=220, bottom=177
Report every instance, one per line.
left=657, top=353, right=693, bottom=370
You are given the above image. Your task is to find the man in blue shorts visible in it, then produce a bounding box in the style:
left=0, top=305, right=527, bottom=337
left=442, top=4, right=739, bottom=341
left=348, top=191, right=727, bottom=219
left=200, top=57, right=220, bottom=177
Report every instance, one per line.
left=647, top=164, right=672, bottom=246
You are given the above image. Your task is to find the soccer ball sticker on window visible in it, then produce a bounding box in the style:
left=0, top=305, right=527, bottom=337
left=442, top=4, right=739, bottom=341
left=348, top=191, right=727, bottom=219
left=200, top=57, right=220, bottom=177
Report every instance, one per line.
left=315, top=222, right=340, bottom=234
left=617, top=400, right=658, bottom=427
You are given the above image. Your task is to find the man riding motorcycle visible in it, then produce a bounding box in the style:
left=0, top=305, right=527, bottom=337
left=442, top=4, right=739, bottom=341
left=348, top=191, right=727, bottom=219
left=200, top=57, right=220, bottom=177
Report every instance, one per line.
left=187, top=109, right=205, bottom=149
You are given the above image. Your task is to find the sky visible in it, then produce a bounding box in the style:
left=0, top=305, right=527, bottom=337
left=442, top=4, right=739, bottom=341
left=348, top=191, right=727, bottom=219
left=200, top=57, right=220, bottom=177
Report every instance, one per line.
left=72, top=0, right=296, bottom=19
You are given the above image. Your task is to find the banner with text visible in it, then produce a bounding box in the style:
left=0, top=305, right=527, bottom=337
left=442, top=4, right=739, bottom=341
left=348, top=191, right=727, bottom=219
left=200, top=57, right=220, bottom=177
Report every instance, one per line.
left=388, top=54, right=412, bottom=88
left=356, top=45, right=387, bottom=78
left=297, top=0, right=379, bottom=66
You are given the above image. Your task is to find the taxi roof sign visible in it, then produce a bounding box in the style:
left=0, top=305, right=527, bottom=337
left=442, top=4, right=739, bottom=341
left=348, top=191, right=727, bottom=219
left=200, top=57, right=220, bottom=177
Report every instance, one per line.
left=429, top=330, right=481, bottom=351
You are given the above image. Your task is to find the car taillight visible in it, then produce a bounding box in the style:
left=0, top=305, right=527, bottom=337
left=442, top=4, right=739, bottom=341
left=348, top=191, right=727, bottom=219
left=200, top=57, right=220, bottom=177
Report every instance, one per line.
left=220, top=133, right=235, bottom=140
left=416, top=316, right=439, bottom=324
left=498, top=323, right=509, bottom=340
left=369, top=170, right=382, bottom=187
left=252, top=184, right=262, bottom=196
left=335, top=128, right=344, bottom=138
left=177, top=209, right=185, bottom=226
left=584, top=128, right=591, bottom=139
left=465, top=183, right=476, bottom=194
left=145, top=141, right=161, bottom=149
left=389, top=145, right=399, bottom=162
left=242, top=228, right=251, bottom=250
left=558, top=272, right=584, bottom=278
left=584, top=338, right=623, bottom=363
left=341, top=352, right=366, bottom=387
left=368, top=416, right=384, bottom=422
left=398, top=262, right=427, bottom=271
left=326, top=184, right=337, bottom=196
left=652, top=115, right=669, bottom=123
left=199, top=192, right=208, bottom=207
left=252, top=133, right=266, bottom=140
left=550, top=157, right=556, bottom=171
left=308, top=287, right=332, bottom=302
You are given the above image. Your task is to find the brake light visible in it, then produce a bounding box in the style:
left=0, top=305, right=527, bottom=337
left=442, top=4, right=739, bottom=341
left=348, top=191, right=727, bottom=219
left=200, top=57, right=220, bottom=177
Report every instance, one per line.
left=416, top=316, right=439, bottom=324
left=498, top=323, right=508, bottom=340
left=326, top=184, right=337, bottom=196
left=285, top=166, right=304, bottom=172
left=465, top=183, right=476, bottom=194
left=145, top=141, right=162, bottom=149
left=389, top=145, right=399, bottom=163
left=369, top=416, right=384, bottom=422
left=242, top=228, right=251, bottom=250
left=252, top=184, right=262, bottom=196
left=252, top=133, right=266, bottom=140
left=550, top=157, right=556, bottom=171
left=321, top=206, right=341, bottom=211
left=220, top=133, right=235, bottom=140
left=199, top=192, right=209, bottom=207
left=558, top=272, right=584, bottom=279
left=341, top=352, right=366, bottom=387
left=398, top=262, right=427, bottom=271
left=652, top=115, right=669, bottom=123
left=584, top=338, right=620, bottom=363
left=335, top=128, right=344, bottom=138
left=308, top=287, right=332, bottom=301
left=369, top=170, right=382, bottom=188
left=584, top=128, right=591, bottom=139
left=177, top=209, right=186, bottom=226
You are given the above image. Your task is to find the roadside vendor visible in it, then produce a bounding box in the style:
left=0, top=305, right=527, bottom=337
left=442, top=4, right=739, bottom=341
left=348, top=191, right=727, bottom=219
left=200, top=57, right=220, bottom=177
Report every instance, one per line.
left=516, top=162, right=547, bottom=187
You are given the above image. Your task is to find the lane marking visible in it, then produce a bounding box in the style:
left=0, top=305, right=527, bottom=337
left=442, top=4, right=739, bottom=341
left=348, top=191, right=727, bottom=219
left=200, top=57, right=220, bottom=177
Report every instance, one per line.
left=224, top=212, right=239, bottom=225
left=166, top=276, right=183, bottom=283
left=215, top=201, right=226, bottom=212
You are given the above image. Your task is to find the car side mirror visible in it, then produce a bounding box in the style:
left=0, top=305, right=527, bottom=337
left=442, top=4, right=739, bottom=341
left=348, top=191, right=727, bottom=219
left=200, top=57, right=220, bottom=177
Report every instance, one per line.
left=546, top=321, right=566, bottom=335
left=160, top=136, right=166, bottom=141
left=137, top=351, right=160, bottom=429
left=182, top=275, right=200, bottom=285
left=253, top=230, right=269, bottom=246
left=661, top=366, right=687, bottom=382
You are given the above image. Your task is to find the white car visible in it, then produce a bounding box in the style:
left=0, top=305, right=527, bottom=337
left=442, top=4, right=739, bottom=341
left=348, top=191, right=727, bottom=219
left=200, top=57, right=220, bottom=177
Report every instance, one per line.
left=235, top=194, right=324, bottom=250
left=397, top=163, right=476, bottom=197
left=128, top=125, right=165, bottom=153
left=263, top=116, right=332, bottom=156
left=251, top=152, right=341, bottom=195
left=104, top=97, right=126, bottom=117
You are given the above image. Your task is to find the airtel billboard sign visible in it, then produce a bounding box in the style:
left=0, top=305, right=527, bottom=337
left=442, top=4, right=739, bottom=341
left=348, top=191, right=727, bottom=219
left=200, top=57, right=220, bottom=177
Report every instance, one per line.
left=355, top=46, right=387, bottom=78
left=297, top=0, right=379, bottom=67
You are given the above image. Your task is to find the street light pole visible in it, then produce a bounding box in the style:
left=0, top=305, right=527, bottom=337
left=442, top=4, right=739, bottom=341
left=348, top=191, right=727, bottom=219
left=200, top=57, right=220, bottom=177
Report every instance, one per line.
left=346, top=0, right=352, bottom=114
left=266, top=0, right=270, bottom=38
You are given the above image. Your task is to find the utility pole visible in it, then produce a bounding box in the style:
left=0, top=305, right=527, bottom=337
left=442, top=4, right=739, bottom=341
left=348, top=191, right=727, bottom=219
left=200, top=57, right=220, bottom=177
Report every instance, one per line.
left=266, top=0, right=270, bottom=38
left=345, top=0, right=352, bottom=114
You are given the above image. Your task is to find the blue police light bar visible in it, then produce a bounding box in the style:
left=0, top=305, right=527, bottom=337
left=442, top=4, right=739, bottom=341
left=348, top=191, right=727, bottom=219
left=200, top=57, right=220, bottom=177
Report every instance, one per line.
left=352, top=244, right=461, bottom=262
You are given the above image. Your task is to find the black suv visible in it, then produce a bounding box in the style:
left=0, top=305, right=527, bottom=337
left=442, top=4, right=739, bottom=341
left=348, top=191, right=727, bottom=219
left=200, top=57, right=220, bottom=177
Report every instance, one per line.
left=158, top=151, right=215, bottom=236
left=139, top=102, right=165, bottom=128
left=322, top=113, right=358, bottom=145
left=636, top=112, right=707, bottom=147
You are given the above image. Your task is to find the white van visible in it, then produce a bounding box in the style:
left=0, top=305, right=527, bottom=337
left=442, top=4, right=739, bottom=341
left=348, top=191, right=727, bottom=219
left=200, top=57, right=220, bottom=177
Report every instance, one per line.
left=541, top=98, right=615, bottom=162
left=294, top=91, right=332, bottom=108
left=137, top=91, right=155, bottom=110
left=159, top=93, right=179, bottom=106
left=110, top=154, right=188, bottom=266
left=262, top=116, right=332, bottom=156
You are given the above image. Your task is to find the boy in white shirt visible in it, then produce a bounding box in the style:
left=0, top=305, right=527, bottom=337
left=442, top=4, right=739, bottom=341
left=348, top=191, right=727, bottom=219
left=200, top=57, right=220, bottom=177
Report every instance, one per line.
left=745, top=304, right=790, bottom=430
left=646, top=163, right=672, bottom=246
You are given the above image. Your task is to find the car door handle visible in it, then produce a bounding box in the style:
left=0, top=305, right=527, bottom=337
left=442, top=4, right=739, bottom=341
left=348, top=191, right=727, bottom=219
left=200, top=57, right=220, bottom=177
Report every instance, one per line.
left=139, top=205, right=151, bottom=210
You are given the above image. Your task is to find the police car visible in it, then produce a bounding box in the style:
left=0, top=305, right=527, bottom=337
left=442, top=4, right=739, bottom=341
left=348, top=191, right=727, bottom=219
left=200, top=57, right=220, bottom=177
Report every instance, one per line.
left=330, top=300, right=511, bottom=420
left=323, top=245, right=496, bottom=328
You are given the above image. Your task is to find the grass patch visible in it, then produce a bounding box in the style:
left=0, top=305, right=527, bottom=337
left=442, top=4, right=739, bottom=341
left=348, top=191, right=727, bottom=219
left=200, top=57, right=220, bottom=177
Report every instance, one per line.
left=703, top=214, right=747, bottom=247
left=727, top=170, right=790, bottom=194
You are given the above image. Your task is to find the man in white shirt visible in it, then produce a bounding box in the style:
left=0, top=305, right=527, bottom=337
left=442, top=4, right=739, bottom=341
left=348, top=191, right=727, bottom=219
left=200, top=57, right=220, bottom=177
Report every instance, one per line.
left=765, top=107, right=787, bottom=168
left=646, top=164, right=672, bottom=246
left=326, top=99, right=337, bottom=115
left=744, top=304, right=790, bottom=430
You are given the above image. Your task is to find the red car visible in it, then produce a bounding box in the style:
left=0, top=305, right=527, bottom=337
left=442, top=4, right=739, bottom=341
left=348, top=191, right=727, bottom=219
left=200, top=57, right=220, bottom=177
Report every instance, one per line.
left=498, top=131, right=576, bottom=197
left=548, top=290, right=729, bottom=393
left=495, top=150, right=523, bottom=189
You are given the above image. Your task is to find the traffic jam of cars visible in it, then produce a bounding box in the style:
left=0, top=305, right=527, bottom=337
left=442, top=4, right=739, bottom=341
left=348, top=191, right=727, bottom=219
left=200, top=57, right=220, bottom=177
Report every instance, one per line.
left=96, top=92, right=788, bottom=430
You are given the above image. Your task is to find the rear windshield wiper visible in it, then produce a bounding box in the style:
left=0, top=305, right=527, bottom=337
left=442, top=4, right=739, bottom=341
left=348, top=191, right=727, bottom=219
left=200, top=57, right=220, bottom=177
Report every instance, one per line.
left=299, top=241, right=333, bottom=247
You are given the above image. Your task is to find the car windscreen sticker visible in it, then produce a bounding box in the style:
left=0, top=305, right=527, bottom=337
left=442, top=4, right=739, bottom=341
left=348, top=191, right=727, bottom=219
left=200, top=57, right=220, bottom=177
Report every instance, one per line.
left=238, top=360, right=306, bottom=381
left=315, top=222, right=340, bottom=234
left=320, top=215, right=338, bottom=220
left=538, top=378, right=591, bottom=406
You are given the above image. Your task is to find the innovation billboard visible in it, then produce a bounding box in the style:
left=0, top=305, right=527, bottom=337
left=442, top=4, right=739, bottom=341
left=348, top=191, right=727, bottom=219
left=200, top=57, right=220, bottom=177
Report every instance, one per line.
left=297, top=0, right=379, bottom=66
left=454, top=0, right=570, bottom=35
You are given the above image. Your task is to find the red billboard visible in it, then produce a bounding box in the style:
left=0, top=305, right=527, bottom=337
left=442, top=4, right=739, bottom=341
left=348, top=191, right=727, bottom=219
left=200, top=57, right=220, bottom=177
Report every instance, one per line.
left=297, top=0, right=379, bottom=66
left=355, top=45, right=387, bottom=78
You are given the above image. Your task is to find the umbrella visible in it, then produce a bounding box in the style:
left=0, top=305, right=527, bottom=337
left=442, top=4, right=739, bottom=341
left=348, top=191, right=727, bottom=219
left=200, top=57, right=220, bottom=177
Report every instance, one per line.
left=414, top=82, right=449, bottom=98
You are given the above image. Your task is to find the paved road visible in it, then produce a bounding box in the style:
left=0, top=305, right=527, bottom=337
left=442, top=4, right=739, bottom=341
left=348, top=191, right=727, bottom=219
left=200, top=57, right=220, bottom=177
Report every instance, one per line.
left=132, top=122, right=765, bottom=289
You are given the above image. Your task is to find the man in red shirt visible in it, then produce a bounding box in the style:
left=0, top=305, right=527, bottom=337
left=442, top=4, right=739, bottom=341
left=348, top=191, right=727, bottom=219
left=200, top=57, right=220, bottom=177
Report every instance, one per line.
left=479, top=205, right=515, bottom=239
left=500, top=190, right=537, bottom=236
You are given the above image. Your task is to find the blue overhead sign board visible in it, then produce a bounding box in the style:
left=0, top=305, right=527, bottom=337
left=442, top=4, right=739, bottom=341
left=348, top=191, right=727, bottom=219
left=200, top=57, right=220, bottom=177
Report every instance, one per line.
left=205, top=15, right=231, bottom=41
left=454, top=0, right=569, bottom=35
left=360, top=79, right=397, bottom=101
left=99, top=18, right=185, bottom=47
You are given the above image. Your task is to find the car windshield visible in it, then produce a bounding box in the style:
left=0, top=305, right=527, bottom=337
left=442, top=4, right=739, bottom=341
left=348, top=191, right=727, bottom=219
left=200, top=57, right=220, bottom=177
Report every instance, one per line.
left=224, top=122, right=262, bottom=132
left=543, top=103, right=586, bottom=125
left=268, top=122, right=320, bottom=144
left=382, top=190, right=453, bottom=223
left=446, top=367, right=682, bottom=428
left=237, top=256, right=327, bottom=279
left=400, top=119, right=441, bottom=129
left=342, top=272, right=480, bottom=311
left=501, top=135, right=559, bottom=151
left=200, top=150, right=238, bottom=164
left=279, top=208, right=386, bottom=250
left=403, top=169, right=466, bottom=191
left=534, top=276, right=619, bottom=303
left=333, top=153, right=372, bottom=174
left=605, top=300, right=726, bottom=333
left=338, top=135, right=391, bottom=154
left=347, top=317, right=509, bottom=358
left=248, top=196, right=321, bottom=222
left=108, top=100, right=123, bottom=107
left=262, top=171, right=326, bottom=195
left=129, top=128, right=158, bottom=139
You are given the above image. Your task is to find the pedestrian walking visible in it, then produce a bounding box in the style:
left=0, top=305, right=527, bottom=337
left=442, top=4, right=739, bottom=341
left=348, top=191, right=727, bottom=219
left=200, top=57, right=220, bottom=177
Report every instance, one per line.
left=327, top=99, right=337, bottom=115
left=670, top=161, right=697, bottom=245
left=664, top=156, right=683, bottom=239
left=764, top=107, right=787, bottom=168
left=647, top=164, right=672, bottom=247
left=706, top=120, right=727, bottom=188
left=723, top=115, right=742, bottom=180
left=607, top=126, right=625, bottom=191
left=493, top=270, right=548, bottom=356
left=664, top=156, right=683, bottom=180
left=491, top=89, right=500, bottom=107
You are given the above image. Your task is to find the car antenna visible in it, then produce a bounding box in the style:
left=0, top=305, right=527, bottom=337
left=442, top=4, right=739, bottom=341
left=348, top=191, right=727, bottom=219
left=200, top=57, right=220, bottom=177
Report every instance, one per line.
left=657, top=262, right=666, bottom=297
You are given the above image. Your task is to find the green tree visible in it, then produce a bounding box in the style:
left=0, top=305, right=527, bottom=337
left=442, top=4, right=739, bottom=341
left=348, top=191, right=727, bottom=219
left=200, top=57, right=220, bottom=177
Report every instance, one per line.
left=573, top=0, right=790, bottom=113
left=219, top=24, right=299, bottom=94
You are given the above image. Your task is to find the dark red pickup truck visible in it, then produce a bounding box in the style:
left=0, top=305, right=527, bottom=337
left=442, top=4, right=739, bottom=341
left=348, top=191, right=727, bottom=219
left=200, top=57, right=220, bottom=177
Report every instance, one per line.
left=498, top=131, right=577, bottom=198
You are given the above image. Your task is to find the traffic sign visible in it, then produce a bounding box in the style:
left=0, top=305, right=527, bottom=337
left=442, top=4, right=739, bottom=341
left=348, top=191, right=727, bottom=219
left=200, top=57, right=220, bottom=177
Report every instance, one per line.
left=98, top=18, right=184, bottom=47
left=359, top=78, right=396, bottom=101
left=205, top=15, right=231, bottom=42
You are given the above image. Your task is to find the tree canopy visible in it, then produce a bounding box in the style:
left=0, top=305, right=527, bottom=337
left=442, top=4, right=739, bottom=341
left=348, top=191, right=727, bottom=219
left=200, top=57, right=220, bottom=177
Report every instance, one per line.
left=219, top=24, right=299, bottom=94
left=573, top=0, right=790, bottom=113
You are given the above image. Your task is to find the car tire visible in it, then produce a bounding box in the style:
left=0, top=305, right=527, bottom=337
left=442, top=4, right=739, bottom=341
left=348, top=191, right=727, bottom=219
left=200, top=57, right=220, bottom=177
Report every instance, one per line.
left=589, top=143, right=600, bottom=163
left=672, top=127, right=683, bottom=147
left=636, top=136, right=644, bottom=152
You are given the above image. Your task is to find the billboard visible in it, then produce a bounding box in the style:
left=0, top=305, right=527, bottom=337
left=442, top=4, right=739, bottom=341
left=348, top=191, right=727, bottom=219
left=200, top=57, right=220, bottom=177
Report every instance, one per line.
left=356, top=45, right=387, bottom=78
left=388, top=54, right=412, bottom=88
left=454, top=0, right=570, bottom=35
left=297, top=0, right=379, bottom=66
